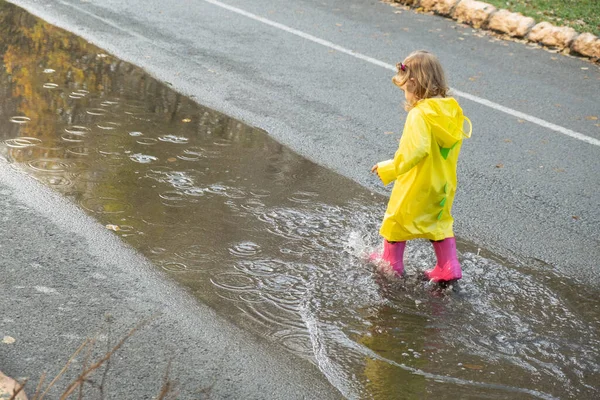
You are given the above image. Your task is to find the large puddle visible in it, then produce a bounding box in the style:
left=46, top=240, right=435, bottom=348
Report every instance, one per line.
left=1, top=2, right=599, bottom=399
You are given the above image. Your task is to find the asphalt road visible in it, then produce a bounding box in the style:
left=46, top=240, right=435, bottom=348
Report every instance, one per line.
left=1, top=0, right=599, bottom=397
left=7, top=0, right=598, bottom=285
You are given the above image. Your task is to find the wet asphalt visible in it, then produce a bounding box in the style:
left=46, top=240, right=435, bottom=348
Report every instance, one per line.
left=0, top=159, right=343, bottom=399
left=1, top=0, right=599, bottom=398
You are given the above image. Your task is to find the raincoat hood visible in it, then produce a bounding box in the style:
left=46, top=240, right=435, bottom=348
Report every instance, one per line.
left=415, top=98, right=471, bottom=156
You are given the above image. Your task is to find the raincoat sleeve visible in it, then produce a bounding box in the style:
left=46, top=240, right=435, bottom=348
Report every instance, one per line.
left=377, top=109, right=430, bottom=186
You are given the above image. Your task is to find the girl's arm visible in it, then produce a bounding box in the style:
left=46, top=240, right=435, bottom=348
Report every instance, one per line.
left=376, top=110, right=430, bottom=186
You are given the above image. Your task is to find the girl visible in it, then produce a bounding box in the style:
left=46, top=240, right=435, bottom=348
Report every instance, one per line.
left=371, top=50, right=471, bottom=283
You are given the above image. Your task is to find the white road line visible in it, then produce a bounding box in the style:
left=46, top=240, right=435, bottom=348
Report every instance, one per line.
left=202, top=0, right=600, bottom=147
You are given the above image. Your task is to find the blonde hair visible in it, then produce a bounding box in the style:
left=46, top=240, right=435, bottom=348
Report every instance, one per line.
left=392, top=50, right=449, bottom=110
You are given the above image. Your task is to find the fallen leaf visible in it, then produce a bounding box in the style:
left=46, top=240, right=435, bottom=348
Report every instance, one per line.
left=495, top=164, right=504, bottom=168
left=572, top=215, right=580, bottom=220
left=585, top=116, right=598, bottom=120
left=518, top=119, right=525, bottom=123
left=394, top=11, right=402, bottom=14
left=554, top=168, right=565, bottom=172
left=182, top=118, right=191, bottom=123
left=384, top=131, right=394, bottom=135
left=336, top=23, right=342, bottom=27
left=581, top=67, right=589, bottom=70
left=167, top=157, right=177, bottom=162
left=504, top=139, right=512, bottom=143
left=2, top=336, right=15, bottom=344
left=106, top=224, right=121, bottom=232
left=402, top=27, right=410, bottom=32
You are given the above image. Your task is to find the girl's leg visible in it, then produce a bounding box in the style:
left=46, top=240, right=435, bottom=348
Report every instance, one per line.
left=425, top=237, right=462, bottom=282
left=382, top=240, right=406, bottom=275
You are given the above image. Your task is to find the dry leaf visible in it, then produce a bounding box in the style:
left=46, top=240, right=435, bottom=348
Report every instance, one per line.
left=572, top=215, right=580, bottom=220
left=518, top=119, right=525, bottom=123
left=384, top=131, right=394, bottom=135
left=182, top=118, right=191, bottom=123
left=106, top=224, right=121, bottom=232
left=167, top=157, right=177, bottom=162
left=495, top=164, right=504, bottom=168
left=504, top=139, right=512, bottom=143
left=581, top=67, right=589, bottom=70
left=336, top=23, right=342, bottom=27
left=585, top=116, right=598, bottom=120
left=2, top=336, right=15, bottom=344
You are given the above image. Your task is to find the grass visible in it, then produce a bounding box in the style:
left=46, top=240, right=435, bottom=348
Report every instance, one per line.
left=7, top=317, right=190, bottom=400
left=483, top=0, right=600, bottom=36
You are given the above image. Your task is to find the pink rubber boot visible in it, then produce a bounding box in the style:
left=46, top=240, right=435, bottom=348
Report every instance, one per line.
left=425, top=237, right=462, bottom=282
left=371, top=240, right=406, bottom=275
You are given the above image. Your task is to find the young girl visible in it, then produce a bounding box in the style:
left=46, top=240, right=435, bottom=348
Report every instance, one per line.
left=371, top=50, right=471, bottom=283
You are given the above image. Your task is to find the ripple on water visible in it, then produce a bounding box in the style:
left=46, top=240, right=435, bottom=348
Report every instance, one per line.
left=80, top=197, right=132, bottom=214
left=61, top=133, right=85, bottom=143
left=27, top=159, right=75, bottom=173
left=210, top=272, right=258, bottom=292
left=136, top=137, right=158, bottom=146
left=4, top=137, right=42, bottom=148
left=161, top=262, right=188, bottom=272
left=176, top=148, right=206, bottom=161
left=158, top=134, right=189, bottom=144
left=129, top=153, right=158, bottom=164
left=65, top=126, right=91, bottom=135
left=272, top=329, right=314, bottom=357
left=86, top=108, right=108, bottom=116
left=37, top=175, right=73, bottom=187
left=229, top=241, right=262, bottom=258
left=97, top=122, right=120, bottom=130
left=66, top=146, right=90, bottom=157
left=69, top=89, right=89, bottom=99
left=9, top=116, right=31, bottom=124
left=288, top=191, right=319, bottom=204
left=159, top=191, right=193, bottom=207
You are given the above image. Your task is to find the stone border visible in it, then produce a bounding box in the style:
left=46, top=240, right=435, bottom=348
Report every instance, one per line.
left=391, top=0, right=600, bottom=61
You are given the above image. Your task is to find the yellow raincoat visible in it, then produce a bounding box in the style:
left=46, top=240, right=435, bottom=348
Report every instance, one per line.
left=377, top=97, right=471, bottom=242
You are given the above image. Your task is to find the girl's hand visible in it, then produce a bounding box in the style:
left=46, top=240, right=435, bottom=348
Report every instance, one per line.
left=371, top=164, right=378, bottom=174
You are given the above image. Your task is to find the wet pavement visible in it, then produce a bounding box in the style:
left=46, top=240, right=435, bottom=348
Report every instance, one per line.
left=1, top=2, right=599, bottom=399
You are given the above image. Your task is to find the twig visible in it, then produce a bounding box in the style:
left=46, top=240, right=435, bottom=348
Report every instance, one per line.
left=58, top=318, right=155, bottom=400
left=8, top=378, right=27, bottom=400
left=99, top=324, right=112, bottom=400
left=32, top=372, right=46, bottom=400
left=37, top=339, right=91, bottom=400
left=79, top=338, right=96, bottom=400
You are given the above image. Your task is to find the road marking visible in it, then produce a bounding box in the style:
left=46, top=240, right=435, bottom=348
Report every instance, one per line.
left=202, top=0, right=600, bottom=147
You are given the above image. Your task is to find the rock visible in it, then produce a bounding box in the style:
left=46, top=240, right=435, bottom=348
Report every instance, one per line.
left=393, top=0, right=419, bottom=6
left=488, top=9, right=535, bottom=38
left=528, top=22, right=578, bottom=49
left=420, top=0, right=460, bottom=16
left=571, top=32, right=600, bottom=59
left=452, top=0, right=497, bottom=29
left=0, top=371, right=28, bottom=400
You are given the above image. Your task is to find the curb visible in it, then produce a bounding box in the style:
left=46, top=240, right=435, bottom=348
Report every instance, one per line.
left=390, top=0, right=600, bottom=62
